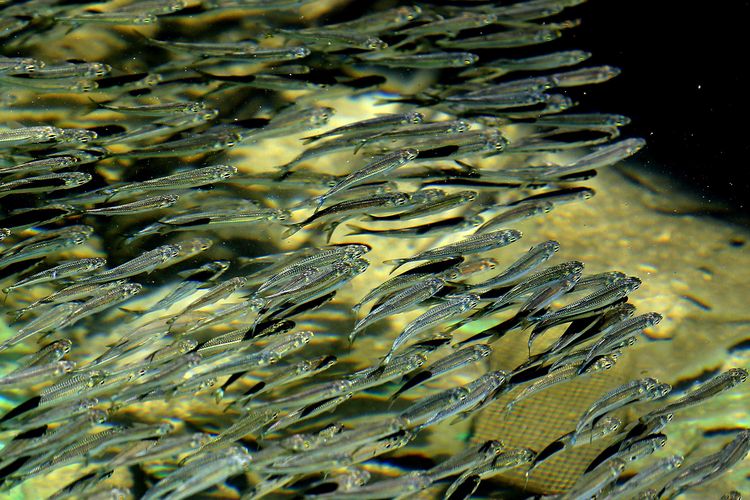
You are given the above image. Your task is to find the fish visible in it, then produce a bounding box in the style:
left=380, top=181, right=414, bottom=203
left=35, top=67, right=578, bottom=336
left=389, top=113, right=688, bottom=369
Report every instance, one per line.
left=0, top=204, right=81, bottom=231
left=92, top=100, right=207, bottom=116
left=3, top=258, right=107, bottom=293
left=577, top=312, right=663, bottom=373
left=7, top=339, right=72, bottom=374
left=382, top=293, right=479, bottom=364
left=526, top=416, right=622, bottom=478
left=54, top=12, right=158, bottom=25
left=469, top=240, right=560, bottom=292
left=346, top=215, right=483, bottom=239
left=505, top=355, right=617, bottom=414
left=301, top=112, right=424, bottom=144
left=83, top=194, right=180, bottom=215
left=583, top=433, right=667, bottom=474
left=561, top=458, right=626, bottom=500
left=365, top=190, right=478, bottom=222
left=351, top=276, right=445, bottom=342
left=0, top=172, right=92, bottom=198
left=78, top=245, right=180, bottom=284
left=168, top=276, right=247, bottom=324
left=143, top=34, right=312, bottom=60
left=533, top=276, right=642, bottom=326
left=60, top=282, right=143, bottom=328
left=102, top=165, right=237, bottom=198
left=359, top=51, right=479, bottom=69
left=426, top=439, right=504, bottom=482
left=444, top=448, right=535, bottom=498
left=143, top=446, right=252, bottom=500
left=385, top=228, right=522, bottom=273
left=574, top=378, right=671, bottom=441
left=256, top=244, right=369, bottom=293
left=282, top=192, right=410, bottom=239
left=12, top=279, right=128, bottom=319
left=643, top=367, right=748, bottom=420
left=391, top=344, right=493, bottom=400
left=0, top=360, right=75, bottom=389
left=417, top=370, right=507, bottom=429
left=309, top=149, right=419, bottom=211
left=0, top=303, right=81, bottom=352
left=311, top=472, right=432, bottom=499
left=0, top=150, right=102, bottom=176
left=436, top=28, right=562, bottom=50
left=659, top=430, right=750, bottom=499
left=608, top=455, right=683, bottom=500
left=550, top=65, right=622, bottom=87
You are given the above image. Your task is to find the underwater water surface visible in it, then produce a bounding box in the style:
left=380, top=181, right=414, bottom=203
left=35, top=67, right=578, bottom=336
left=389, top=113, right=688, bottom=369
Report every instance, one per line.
left=0, top=0, right=748, bottom=499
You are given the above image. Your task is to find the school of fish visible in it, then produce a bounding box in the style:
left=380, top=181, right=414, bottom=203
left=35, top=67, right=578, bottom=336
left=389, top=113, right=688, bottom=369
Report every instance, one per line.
left=0, top=0, right=747, bottom=498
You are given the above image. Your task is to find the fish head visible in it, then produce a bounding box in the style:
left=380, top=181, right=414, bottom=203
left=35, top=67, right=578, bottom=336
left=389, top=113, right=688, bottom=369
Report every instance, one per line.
left=402, top=148, right=419, bottom=161
left=311, top=106, right=334, bottom=126
left=648, top=383, right=672, bottom=400
left=390, top=192, right=410, bottom=206
left=729, top=367, right=749, bottom=384
left=405, top=111, right=424, bottom=124
left=466, top=215, right=484, bottom=227
left=475, top=344, right=493, bottom=359
left=186, top=102, right=207, bottom=113
left=460, top=53, right=479, bottom=65
left=595, top=416, right=622, bottom=435
left=275, top=209, right=292, bottom=221
left=291, top=47, right=311, bottom=58
left=213, top=165, right=238, bottom=179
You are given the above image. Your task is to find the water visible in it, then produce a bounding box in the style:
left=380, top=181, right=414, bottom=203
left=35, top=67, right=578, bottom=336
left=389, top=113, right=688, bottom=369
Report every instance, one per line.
left=0, top=1, right=748, bottom=499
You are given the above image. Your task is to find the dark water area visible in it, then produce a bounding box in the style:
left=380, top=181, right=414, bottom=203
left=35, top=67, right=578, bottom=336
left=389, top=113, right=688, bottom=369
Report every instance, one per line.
left=569, top=0, right=750, bottom=218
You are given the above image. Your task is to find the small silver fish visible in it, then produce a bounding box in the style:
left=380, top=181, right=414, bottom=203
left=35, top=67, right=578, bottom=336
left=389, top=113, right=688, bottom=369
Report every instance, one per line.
left=383, top=293, right=479, bottom=363
left=360, top=51, right=479, bottom=68
left=3, top=258, right=107, bottom=292
left=659, top=430, right=750, bottom=499
left=0, top=172, right=92, bottom=198
left=312, top=149, right=418, bottom=211
left=350, top=276, right=445, bottom=343
left=385, top=228, right=522, bottom=273
left=301, top=112, right=423, bottom=144
left=0, top=360, right=75, bottom=389
left=84, top=194, right=180, bottom=215
left=470, top=240, right=560, bottom=291
left=80, top=245, right=181, bottom=284
left=644, top=367, right=748, bottom=420
left=574, top=378, right=670, bottom=440
left=105, top=165, right=237, bottom=197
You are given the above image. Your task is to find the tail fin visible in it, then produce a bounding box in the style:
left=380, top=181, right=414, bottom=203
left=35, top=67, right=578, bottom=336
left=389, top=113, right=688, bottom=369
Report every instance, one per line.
left=383, top=258, right=409, bottom=275
left=299, top=133, right=323, bottom=145
left=281, top=223, right=303, bottom=240
left=344, top=224, right=370, bottom=237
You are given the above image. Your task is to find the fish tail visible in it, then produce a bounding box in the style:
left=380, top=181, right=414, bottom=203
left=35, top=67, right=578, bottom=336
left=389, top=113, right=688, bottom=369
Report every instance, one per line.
left=299, top=134, right=321, bottom=145
left=344, top=224, right=369, bottom=236
left=281, top=224, right=302, bottom=240
left=311, top=196, right=325, bottom=215
left=323, top=222, right=340, bottom=243
left=383, top=258, right=408, bottom=274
